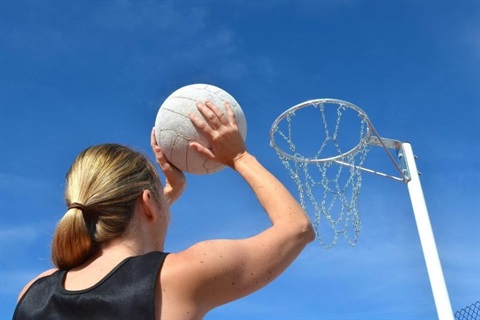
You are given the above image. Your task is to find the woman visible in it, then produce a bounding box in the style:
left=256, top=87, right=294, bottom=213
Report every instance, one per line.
left=14, top=101, right=315, bottom=319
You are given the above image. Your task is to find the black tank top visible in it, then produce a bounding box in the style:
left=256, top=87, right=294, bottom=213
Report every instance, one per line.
left=13, top=251, right=169, bottom=320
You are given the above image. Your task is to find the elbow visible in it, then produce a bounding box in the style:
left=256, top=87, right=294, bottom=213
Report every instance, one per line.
left=287, top=213, right=316, bottom=245
left=290, top=220, right=315, bottom=245
left=302, top=222, right=316, bottom=244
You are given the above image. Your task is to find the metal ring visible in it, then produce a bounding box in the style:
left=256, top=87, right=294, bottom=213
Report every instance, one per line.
left=269, top=98, right=373, bottom=163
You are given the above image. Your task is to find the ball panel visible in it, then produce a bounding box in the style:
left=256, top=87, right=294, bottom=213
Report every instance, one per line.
left=185, top=144, right=225, bottom=174
left=199, top=157, right=225, bottom=174
left=155, top=105, right=210, bottom=147
left=169, top=135, right=188, bottom=172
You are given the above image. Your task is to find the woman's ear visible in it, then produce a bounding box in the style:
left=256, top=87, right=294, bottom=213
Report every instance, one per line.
left=139, top=190, right=156, bottom=221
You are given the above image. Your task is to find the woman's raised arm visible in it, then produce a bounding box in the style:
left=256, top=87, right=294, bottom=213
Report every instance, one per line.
left=160, top=101, right=315, bottom=317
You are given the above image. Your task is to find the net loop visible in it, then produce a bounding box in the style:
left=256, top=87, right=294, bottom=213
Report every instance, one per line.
left=270, top=99, right=372, bottom=248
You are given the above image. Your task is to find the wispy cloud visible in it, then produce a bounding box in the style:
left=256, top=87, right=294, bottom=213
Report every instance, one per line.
left=0, top=172, right=60, bottom=217
left=92, top=0, right=206, bottom=33
left=0, top=224, right=43, bottom=244
left=0, top=173, right=52, bottom=192
left=92, top=1, right=255, bottom=90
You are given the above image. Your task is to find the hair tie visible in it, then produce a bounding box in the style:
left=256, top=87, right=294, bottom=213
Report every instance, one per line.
left=68, top=202, right=92, bottom=217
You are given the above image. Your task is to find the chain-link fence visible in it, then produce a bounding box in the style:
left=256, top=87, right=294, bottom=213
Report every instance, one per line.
left=455, top=301, right=480, bottom=320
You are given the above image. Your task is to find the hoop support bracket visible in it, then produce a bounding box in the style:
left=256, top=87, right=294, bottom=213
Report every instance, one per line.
left=365, top=135, right=411, bottom=183
left=334, top=135, right=411, bottom=183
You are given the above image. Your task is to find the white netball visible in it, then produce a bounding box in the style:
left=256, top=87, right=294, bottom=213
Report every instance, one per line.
left=154, top=84, right=247, bottom=175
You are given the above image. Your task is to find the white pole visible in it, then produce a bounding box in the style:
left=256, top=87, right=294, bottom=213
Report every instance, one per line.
left=402, top=142, right=454, bottom=320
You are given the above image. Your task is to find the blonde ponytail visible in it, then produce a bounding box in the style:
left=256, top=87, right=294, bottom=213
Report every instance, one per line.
left=51, top=144, right=166, bottom=270
left=52, top=208, right=95, bottom=270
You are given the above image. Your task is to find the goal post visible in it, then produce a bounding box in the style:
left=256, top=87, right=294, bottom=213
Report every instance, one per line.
left=270, top=99, right=454, bottom=319
left=403, top=142, right=453, bottom=320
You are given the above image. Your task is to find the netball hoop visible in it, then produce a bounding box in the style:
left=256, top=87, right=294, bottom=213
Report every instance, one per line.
left=270, top=99, right=453, bottom=320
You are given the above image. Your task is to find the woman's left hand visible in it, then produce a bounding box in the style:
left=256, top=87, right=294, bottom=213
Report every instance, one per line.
left=151, top=128, right=186, bottom=205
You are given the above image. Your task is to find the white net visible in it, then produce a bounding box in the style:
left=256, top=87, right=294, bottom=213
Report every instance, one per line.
left=270, top=100, right=372, bottom=248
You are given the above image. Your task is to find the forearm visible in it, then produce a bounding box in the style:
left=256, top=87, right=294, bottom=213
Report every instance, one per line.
left=232, top=152, right=314, bottom=237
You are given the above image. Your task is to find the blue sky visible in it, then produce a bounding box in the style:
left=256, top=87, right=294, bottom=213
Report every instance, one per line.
left=1, top=0, right=479, bottom=319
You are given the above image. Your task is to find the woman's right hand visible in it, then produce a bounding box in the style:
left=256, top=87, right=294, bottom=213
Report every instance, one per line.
left=188, top=101, right=247, bottom=168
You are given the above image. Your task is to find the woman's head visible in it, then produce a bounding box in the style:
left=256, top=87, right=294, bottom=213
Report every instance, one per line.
left=52, top=144, right=167, bottom=270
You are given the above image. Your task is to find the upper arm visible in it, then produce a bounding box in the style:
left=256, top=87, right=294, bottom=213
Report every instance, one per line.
left=163, top=225, right=311, bottom=312
left=17, top=269, right=57, bottom=302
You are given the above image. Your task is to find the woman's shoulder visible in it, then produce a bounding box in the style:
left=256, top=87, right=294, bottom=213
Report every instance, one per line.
left=17, top=268, right=58, bottom=302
